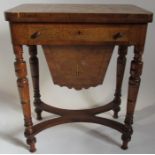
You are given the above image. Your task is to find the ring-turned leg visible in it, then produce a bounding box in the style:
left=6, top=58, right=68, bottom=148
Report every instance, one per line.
left=121, top=45, right=144, bottom=149
left=28, top=45, right=42, bottom=120
left=113, top=46, right=128, bottom=118
left=13, top=45, right=36, bottom=152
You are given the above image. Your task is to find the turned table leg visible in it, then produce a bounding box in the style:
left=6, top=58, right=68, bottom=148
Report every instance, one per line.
left=28, top=45, right=42, bottom=120
left=121, top=45, right=144, bottom=149
left=113, top=46, right=128, bottom=118
left=13, top=45, right=36, bottom=152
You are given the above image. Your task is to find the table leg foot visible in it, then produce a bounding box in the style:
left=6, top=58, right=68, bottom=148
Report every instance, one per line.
left=121, top=119, right=133, bottom=151
left=25, top=129, right=37, bottom=153
left=121, top=142, right=128, bottom=150
left=27, top=138, right=36, bottom=152
left=30, top=144, right=36, bottom=153
left=121, top=135, right=130, bottom=150
left=113, top=99, right=120, bottom=119
left=35, top=108, right=42, bottom=120
left=113, top=112, right=119, bottom=119
left=34, top=99, right=43, bottom=120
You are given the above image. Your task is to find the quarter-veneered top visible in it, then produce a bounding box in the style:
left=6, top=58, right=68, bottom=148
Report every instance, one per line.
left=5, top=4, right=153, bottom=23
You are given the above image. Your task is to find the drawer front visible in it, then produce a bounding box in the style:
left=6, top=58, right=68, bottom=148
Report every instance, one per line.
left=11, top=23, right=144, bottom=45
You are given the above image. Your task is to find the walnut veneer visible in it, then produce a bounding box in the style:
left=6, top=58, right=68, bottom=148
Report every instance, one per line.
left=5, top=4, right=153, bottom=152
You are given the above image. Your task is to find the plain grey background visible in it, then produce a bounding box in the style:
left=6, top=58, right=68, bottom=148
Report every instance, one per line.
left=0, top=0, right=155, bottom=153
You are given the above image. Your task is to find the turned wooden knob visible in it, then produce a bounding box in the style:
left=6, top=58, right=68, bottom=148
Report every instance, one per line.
left=113, top=32, right=124, bottom=40
left=31, top=31, right=41, bottom=39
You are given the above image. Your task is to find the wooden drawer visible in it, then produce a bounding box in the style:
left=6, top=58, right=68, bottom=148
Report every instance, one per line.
left=10, top=24, right=144, bottom=45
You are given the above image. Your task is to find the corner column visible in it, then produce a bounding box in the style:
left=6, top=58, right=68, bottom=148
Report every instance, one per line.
left=13, top=45, right=36, bottom=152
left=121, top=45, right=144, bottom=149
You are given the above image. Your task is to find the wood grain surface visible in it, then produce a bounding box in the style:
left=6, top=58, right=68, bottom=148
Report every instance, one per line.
left=5, top=4, right=153, bottom=23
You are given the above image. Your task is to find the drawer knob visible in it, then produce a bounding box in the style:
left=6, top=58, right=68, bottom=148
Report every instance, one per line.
left=31, top=31, right=41, bottom=39
left=113, top=32, right=124, bottom=40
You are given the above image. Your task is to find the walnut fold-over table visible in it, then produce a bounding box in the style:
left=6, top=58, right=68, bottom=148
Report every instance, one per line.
left=5, top=4, right=153, bottom=152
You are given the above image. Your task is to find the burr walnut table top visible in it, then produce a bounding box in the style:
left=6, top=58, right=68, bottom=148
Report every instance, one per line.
left=5, top=4, right=153, bottom=23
